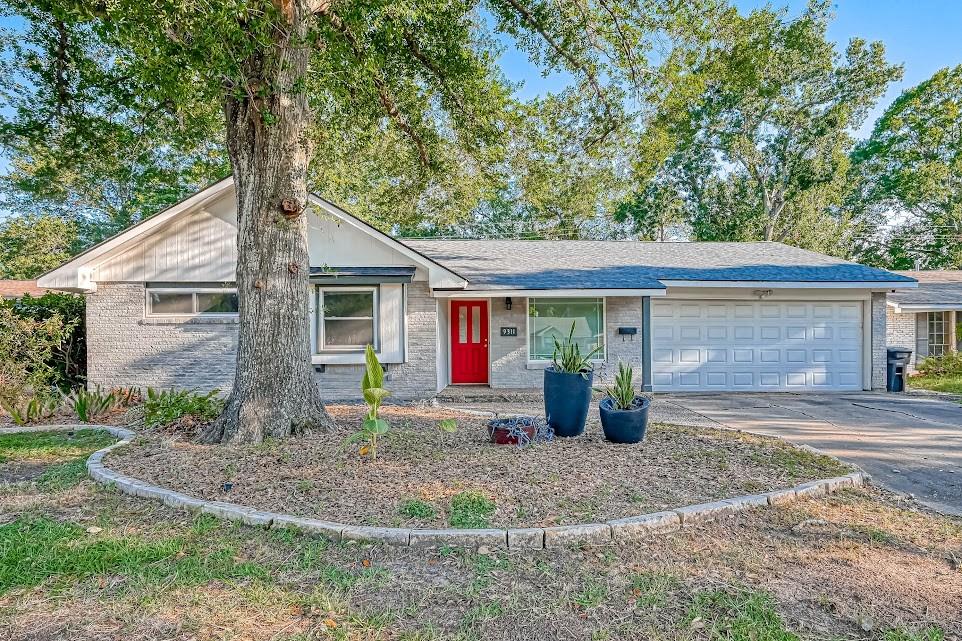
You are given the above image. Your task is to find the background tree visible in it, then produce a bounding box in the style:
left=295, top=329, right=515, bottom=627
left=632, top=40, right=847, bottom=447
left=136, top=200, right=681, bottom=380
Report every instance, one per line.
left=0, top=213, right=79, bottom=279
left=636, top=0, right=901, bottom=251
left=851, top=65, right=962, bottom=269
left=0, top=7, right=229, bottom=240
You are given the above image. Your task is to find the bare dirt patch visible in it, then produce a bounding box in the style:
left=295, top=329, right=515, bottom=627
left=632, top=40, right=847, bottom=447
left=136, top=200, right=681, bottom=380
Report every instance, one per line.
left=108, top=404, right=850, bottom=528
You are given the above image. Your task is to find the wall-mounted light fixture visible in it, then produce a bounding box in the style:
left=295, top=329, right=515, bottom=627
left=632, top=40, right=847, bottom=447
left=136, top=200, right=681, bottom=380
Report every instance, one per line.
left=505, top=297, right=512, bottom=310
left=752, top=289, right=774, bottom=300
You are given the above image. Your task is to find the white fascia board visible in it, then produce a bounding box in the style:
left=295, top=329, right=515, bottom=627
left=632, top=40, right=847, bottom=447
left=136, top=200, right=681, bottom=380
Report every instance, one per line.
left=890, top=302, right=962, bottom=313
left=658, top=280, right=918, bottom=290
left=432, top=288, right=668, bottom=298
left=37, top=176, right=235, bottom=292
left=307, top=195, right=467, bottom=290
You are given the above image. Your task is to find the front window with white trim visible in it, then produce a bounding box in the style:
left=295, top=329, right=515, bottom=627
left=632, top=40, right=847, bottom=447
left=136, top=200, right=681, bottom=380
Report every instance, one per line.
left=928, top=311, right=949, bottom=357
left=316, top=286, right=378, bottom=351
left=528, top=297, right=605, bottom=361
left=146, top=288, right=238, bottom=316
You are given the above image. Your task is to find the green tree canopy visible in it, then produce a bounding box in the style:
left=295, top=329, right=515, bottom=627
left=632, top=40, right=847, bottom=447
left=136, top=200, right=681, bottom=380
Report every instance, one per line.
left=0, top=213, right=78, bottom=279
left=851, top=65, right=962, bottom=269
left=626, top=0, right=901, bottom=253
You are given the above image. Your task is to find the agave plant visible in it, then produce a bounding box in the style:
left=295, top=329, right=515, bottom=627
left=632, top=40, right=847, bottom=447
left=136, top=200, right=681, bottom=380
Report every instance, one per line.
left=596, top=361, right=637, bottom=410
left=552, top=321, right=603, bottom=376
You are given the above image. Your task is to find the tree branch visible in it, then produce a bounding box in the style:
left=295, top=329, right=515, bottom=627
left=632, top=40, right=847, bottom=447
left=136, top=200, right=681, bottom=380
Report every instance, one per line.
left=497, top=0, right=618, bottom=145
left=322, top=10, right=430, bottom=166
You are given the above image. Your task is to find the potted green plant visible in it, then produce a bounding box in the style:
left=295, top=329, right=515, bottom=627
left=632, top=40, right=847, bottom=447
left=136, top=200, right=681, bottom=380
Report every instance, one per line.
left=597, top=361, right=650, bottom=444
left=544, top=321, right=602, bottom=437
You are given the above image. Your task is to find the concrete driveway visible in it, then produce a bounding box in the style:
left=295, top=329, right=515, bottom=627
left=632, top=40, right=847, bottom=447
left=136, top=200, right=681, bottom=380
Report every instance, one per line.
left=663, top=392, right=962, bottom=516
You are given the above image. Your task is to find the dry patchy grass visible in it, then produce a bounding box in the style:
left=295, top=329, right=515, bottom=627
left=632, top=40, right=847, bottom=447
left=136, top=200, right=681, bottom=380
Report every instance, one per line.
left=1, top=428, right=959, bottom=641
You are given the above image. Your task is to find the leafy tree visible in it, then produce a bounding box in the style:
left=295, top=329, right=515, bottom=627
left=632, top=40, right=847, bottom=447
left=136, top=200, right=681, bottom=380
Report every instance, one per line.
left=851, top=65, right=962, bottom=269
left=0, top=0, right=702, bottom=443
left=0, top=213, right=79, bottom=279
left=0, top=6, right=229, bottom=238
left=639, top=1, right=901, bottom=249
left=7, top=292, right=86, bottom=388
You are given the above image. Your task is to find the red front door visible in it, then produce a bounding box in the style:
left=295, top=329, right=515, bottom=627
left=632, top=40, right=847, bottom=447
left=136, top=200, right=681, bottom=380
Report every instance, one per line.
left=450, top=300, right=489, bottom=384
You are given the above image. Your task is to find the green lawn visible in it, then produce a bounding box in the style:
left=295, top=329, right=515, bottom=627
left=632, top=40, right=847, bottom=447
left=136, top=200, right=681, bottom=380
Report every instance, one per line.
left=0, top=430, right=116, bottom=464
left=909, top=374, right=962, bottom=394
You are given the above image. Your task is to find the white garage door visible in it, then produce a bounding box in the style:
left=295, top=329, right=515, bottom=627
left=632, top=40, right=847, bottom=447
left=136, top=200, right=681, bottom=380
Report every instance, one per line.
left=650, top=300, right=863, bottom=392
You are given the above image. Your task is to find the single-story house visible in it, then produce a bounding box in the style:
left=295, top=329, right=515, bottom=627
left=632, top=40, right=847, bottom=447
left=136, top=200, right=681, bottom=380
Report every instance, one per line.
left=0, top=280, right=47, bottom=300
left=38, top=177, right=917, bottom=399
left=886, top=270, right=962, bottom=371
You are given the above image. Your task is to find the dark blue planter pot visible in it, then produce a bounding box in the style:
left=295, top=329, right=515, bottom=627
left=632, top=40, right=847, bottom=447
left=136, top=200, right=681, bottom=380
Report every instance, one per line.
left=544, top=367, right=593, bottom=437
left=599, top=396, right=650, bottom=444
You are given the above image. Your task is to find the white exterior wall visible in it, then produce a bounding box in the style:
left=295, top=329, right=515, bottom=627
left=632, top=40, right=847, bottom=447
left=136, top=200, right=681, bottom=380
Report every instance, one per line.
left=93, top=192, right=238, bottom=283
left=871, top=292, right=888, bottom=389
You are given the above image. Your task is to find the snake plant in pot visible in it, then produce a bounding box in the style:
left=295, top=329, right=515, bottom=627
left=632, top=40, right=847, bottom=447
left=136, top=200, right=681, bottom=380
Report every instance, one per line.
left=597, top=361, right=650, bottom=444
left=544, top=321, right=602, bottom=437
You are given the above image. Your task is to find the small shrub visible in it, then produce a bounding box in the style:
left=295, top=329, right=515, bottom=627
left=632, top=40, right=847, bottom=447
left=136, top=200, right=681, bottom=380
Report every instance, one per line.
left=0, top=304, right=75, bottom=403
left=449, top=491, right=495, bottom=529
left=398, top=498, right=437, bottom=520
left=143, top=388, right=224, bottom=429
left=917, top=352, right=962, bottom=378
left=9, top=293, right=86, bottom=388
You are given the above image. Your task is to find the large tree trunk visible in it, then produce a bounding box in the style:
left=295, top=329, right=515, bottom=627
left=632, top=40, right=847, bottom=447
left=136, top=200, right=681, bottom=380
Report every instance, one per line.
left=199, top=2, right=335, bottom=444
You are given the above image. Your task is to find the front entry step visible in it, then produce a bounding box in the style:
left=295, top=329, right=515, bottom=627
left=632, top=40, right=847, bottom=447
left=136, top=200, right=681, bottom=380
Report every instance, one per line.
left=435, top=386, right=542, bottom=404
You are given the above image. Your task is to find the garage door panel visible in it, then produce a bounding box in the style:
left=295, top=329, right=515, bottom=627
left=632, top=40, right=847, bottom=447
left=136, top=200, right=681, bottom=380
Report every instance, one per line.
left=652, top=300, right=862, bottom=392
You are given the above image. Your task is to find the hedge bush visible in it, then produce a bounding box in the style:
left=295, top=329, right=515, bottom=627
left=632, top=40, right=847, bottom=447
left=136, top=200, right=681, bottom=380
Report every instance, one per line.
left=917, top=352, right=962, bottom=378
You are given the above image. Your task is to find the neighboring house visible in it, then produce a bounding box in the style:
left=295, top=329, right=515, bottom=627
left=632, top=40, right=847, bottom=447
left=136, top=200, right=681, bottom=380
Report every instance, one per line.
left=38, top=177, right=916, bottom=399
left=0, top=280, right=47, bottom=300
left=887, top=270, right=962, bottom=371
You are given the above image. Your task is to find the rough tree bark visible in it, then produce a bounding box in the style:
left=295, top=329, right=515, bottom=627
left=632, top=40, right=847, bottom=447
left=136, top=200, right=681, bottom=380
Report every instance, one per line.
left=199, top=0, right=335, bottom=444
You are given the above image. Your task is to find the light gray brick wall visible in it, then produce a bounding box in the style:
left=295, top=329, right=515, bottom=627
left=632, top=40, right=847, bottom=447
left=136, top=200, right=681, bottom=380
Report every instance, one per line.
left=380, top=281, right=439, bottom=398
left=488, top=296, right=644, bottom=389
left=872, top=292, right=888, bottom=389
left=886, top=305, right=918, bottom=372
left=87, top=281, right=438, bottom=401
left=86, top=283, right=238, bottom=393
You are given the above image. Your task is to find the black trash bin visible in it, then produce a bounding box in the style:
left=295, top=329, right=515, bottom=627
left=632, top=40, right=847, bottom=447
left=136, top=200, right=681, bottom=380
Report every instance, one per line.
left=886, top=347, right=913, bottom=392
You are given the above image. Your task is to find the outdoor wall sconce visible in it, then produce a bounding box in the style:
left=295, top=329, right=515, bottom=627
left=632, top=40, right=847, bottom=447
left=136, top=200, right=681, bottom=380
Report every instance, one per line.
left=505, top=297, right=512, bottom=310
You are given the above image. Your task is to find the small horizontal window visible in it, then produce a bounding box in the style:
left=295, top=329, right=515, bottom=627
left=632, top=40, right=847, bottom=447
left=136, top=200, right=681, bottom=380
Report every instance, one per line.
left=147, top=289, right=238, bottom=316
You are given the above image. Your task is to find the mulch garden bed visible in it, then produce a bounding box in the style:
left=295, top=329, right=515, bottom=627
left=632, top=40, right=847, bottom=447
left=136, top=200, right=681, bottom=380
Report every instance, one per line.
left=107, top=404, right=852, bottom=529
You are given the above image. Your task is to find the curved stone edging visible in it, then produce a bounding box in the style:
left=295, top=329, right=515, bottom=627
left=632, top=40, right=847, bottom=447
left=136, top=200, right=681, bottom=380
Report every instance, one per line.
left=3, top=424, right=867, bottom=549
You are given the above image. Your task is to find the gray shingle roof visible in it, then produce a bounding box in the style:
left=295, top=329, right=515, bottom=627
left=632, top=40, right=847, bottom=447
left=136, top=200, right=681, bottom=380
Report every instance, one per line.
left=889, top=271, right=962, bottom=305
left=402, top=239, right=914, bottom=290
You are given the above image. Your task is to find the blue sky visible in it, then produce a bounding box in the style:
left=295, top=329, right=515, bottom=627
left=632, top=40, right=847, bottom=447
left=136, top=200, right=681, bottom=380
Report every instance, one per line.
left=496, top=0, right=962, bottom=139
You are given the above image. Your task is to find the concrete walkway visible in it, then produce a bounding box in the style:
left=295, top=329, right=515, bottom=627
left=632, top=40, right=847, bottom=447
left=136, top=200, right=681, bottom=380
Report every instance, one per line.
left=663, top=392, right=962, bottom=516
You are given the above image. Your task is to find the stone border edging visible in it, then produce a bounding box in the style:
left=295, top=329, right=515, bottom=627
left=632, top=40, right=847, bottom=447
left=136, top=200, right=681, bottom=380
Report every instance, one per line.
left=3, top=424, right=867, bottom=550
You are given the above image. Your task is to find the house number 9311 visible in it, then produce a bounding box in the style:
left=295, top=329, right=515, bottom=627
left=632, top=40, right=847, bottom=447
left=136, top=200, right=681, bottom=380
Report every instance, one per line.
left=500, top=327, right=518, bottom=337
